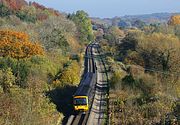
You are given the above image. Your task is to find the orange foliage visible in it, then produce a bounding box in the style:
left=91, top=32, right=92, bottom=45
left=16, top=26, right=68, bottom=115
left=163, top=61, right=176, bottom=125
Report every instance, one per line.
left=0, top=0, right=27, bottom=10
left=0, top=30, right=44, bottom=59
left=168, top=15, right=180, bottom=25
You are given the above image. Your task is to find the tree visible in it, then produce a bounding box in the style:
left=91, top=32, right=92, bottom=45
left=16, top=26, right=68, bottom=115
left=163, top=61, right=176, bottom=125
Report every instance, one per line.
left=0, top=3, right=12, bottom=17
left=168, top=15, right=180, bottom=26
left=37, top=16, right=76, bottom=51
left=16, top=6, right=37, bottom=23
left=118, top=20, right=132, bottom=28
left=0, top=30, right=44, bottom=86
left=0, top=30, right=44, bottom=59
left=56, top=61, right=80, bottom=86
left=104, top=26, right=124, bottom=44
left=132, top=20, right=146, bottom=28
left=137, top=33, right=180, bottom=73
left=69, top=10, right=94, bottom=43
left=0, top=0, right=27, bottom=10
left=42, top=28, right=69, bottom=51
left=0, top=68, right=15, bottom=93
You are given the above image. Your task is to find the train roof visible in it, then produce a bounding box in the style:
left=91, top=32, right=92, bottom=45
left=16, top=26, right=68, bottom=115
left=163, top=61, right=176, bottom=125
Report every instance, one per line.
left=74, top=73, right=93, bottom=96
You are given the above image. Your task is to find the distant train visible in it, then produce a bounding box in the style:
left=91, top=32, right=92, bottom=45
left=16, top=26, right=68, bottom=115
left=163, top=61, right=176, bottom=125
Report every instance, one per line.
left=73, top=43, right=97, bottom=113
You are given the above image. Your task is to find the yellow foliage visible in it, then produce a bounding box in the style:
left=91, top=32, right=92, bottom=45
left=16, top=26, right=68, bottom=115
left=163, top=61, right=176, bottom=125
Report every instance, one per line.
left=110, top=26, right=125, bottom=37
left=66, top=34, right=81, bottom=53
left=138, top=33, right=180, bottom=52
left=60, top=61, right=80, bottom=85
left=0, top=30, right=44, bottom=59
left=168, top=15, right=180, bottom=25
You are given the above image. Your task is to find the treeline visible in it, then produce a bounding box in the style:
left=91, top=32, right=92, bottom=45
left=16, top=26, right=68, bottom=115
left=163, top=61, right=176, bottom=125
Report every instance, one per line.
left=0, top=0, right=60, bottom=22
left=97, top=17, right=180, bottom=124
left=0, top=0, right=94, bottom=124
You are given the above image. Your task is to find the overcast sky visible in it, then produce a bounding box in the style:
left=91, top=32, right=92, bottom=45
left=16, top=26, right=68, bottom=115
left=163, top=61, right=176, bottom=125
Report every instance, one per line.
left=25, top=0, right=180, bottom=18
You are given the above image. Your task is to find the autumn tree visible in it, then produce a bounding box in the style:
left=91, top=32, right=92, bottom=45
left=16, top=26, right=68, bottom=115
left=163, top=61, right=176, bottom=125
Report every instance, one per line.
left=137, top=33, right=180, bottom=73
left=0, top=0, right=27, bottom=10
left=119, top=30, right=180, bottom=74
left=168, top=15, right=180, bottom=26
left=0, top=30, right=44, bottom=59
left=0, top=30, right=44, bottom=86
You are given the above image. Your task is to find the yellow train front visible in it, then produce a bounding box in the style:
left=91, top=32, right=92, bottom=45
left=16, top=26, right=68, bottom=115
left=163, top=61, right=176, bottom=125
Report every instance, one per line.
left=73, top=95, right=89, bottom=112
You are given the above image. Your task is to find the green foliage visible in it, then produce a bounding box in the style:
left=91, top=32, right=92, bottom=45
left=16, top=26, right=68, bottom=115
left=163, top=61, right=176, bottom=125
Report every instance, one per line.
left=122, top=75, right=135, bottom=87
left=0, top=55, right=66, bottom=124
left=104, top=33, right=115, bottom=43
left=43, top=28, right=69, bottom=51
left=138, top=33, right=180, bottom=73
left=132, top=20, right=146, bottom=28
left=16, top=6, right=37, bottom=23
left=0, top=68, right=15, bottom=93
left=124, top=51, right=144, bottom=66
left=0, top=2, right=56, bottom=23
left=37, top=16, right=77, bottom=52
left=143, top=24, right=180, bottom=39
left=0, top=1, right=91, bottom=124
left=0, top=4, right=12, bottom=17
left=69, top=10, right=94, bottom=43
left=110, top=71, right=122, bottom=89
left=18, top=60, right=31, bottom=87
left=109, top=71, right=176, bottom=124
left=174, top=25, right=180, bottom=38
left=0, top=54, right=66, bottom=89
left=0, top=57, right=30, bottom=88
left=105, top=25, right=180, bottom=124
left=54, top=61, right=81, bottom=87
left=174, top=101, right=180, bottom=116
left=0, top=84, right=62, bottom=125
left=30, top=55, right=64, bottom=80
left=119, top=30, right=180, bottom=74
left=0, top=57, right=17, bottom=70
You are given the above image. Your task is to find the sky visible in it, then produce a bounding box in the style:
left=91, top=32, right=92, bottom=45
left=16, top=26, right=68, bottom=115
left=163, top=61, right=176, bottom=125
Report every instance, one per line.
left=25, top=0, right=180, bottom=18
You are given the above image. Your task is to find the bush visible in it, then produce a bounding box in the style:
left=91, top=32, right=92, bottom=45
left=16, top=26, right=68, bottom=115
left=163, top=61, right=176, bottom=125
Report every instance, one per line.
left=0, top=4, right=12, bottom=17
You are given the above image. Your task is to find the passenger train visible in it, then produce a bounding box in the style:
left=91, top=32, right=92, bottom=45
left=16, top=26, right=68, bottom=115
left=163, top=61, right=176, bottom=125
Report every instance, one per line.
left=73, top=43, right=97, bottom=113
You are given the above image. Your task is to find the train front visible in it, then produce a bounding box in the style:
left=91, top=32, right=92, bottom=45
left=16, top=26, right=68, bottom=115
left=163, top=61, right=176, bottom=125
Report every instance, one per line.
left=73, top=96, right=89, bottom=112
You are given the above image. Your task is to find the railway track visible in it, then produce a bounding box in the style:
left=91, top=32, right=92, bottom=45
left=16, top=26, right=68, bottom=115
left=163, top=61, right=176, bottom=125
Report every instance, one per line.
left=66, top=43, right=97, bottom=125
left=86, top=46, right=108, bottom=125
left=66, top=42, right=108, bottom=125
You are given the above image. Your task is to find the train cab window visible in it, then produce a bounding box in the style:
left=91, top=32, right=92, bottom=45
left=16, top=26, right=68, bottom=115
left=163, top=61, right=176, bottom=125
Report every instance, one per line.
left=74, top=98, right=87, bottom=105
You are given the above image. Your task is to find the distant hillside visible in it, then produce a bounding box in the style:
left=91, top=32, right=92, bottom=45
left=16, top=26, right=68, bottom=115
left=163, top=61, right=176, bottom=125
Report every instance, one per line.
left=121, top=12, right=180, bottom=24
left=91, top=17, right=112, bottom=26
left=91, top=12, right=180, bottom=28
